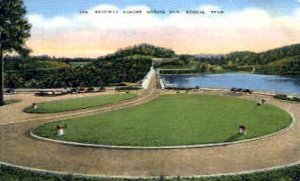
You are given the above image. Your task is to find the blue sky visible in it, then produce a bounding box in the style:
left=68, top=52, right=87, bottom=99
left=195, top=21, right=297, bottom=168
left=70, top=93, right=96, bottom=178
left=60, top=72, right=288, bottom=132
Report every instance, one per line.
left=25, top=0, right=300, bottom=17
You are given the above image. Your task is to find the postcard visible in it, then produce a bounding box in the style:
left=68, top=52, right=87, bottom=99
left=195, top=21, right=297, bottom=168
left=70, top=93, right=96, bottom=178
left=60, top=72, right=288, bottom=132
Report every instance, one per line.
left=1, top=0, right=300, bottom=180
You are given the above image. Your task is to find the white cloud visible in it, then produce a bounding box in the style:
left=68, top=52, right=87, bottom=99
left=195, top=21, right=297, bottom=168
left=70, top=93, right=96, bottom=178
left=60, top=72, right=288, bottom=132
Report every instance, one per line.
left=28, top=4, right=165, bottom=31
left=26, top=4, right=300, bottom=57
left=27, top=4, right=300, bottom=32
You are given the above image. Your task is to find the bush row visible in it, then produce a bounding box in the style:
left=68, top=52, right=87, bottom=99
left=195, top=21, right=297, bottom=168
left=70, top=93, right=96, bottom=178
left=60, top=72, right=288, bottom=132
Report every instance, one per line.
left=1, top=163, right=300, bottom=181
left=165, top=87, right=193, bottom=90
left=115, top=86, right=142, bottom=91
left=274, top=94, right=300, bottom=102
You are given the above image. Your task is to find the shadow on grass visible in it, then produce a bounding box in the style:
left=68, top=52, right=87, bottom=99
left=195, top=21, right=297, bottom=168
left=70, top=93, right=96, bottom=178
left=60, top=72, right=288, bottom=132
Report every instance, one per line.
left=224, top=133, right=244, bottom=142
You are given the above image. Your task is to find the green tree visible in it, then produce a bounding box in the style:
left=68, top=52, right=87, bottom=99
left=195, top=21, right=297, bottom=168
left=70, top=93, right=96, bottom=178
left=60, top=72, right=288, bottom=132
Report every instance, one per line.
left=200, top=63, right=208, bottom=72
left=0, top=0, right=31, bottom=105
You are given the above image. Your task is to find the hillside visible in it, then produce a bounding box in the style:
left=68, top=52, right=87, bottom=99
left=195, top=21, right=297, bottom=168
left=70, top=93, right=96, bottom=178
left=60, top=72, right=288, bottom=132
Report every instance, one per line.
left=4, top=44, right=171, bottom=88
left=224, top=44, right=300, bottom=74
left=224, top=44, right=300, bottom=65
left=156, top=43, right=300, bottom=75
left=5, top=56, right=71, bottom=70
left=255, top=55, right=300, bottom=75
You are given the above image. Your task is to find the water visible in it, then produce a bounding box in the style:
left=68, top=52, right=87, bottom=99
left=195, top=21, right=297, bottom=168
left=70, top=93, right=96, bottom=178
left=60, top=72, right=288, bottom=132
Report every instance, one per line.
left=161, top=73, right=300, bottom=95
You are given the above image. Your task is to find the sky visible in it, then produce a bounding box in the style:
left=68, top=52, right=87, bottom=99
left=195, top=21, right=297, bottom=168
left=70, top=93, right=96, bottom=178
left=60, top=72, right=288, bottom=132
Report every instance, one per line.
left=24, top=0, right=300, bottom=58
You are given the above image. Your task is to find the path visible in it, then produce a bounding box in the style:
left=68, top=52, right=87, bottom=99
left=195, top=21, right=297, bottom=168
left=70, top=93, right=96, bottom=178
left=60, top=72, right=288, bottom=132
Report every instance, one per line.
left=238, top=65, right=256, bottom=73
left=0, top=75, right=300, bottom=177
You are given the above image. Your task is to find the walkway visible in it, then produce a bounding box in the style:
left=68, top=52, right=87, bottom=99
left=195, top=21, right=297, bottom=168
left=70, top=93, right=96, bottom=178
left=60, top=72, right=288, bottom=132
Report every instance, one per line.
left=0, top=76, right=299, bottom=177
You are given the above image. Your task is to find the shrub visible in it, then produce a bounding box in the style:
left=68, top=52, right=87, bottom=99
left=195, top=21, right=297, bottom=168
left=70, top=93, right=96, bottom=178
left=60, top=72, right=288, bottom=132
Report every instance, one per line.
left=274, top=94, right=300, bottom=102
left=115, top=86, right=142, bottom=91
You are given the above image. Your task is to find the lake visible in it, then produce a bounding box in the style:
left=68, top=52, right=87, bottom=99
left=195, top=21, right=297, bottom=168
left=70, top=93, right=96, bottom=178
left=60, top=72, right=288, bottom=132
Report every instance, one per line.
left=161, top=73, right=300, bottom=95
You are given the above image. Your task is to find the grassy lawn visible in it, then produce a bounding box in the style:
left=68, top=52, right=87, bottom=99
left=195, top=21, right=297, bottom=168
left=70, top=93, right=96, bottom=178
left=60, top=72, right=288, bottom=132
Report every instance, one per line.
left=34, top=94, right=292, bottom=146
left=24, top=93, right=137, bottom=113
left=1, top=99, right=20, bottom=106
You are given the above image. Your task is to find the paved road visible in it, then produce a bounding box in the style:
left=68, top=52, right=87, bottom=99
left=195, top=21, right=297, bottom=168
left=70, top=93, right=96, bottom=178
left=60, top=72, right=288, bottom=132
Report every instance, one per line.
left=0, top=74, right=300, bottom=177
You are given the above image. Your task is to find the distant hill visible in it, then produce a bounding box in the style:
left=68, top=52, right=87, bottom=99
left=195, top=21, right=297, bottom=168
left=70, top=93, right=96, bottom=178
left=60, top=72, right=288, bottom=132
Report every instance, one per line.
left=109, top=43, right=176, bottom=58
left=156, top=43, right=300, bottom=75
left=4, top=56, right=71, bottom=71
left=224, top=44, right=300, bottom=74
left=4, top=43, right=174, bottom=88
left=255, top=55, right=300, bottom=75
left=194, top=54, right=224, bottom=59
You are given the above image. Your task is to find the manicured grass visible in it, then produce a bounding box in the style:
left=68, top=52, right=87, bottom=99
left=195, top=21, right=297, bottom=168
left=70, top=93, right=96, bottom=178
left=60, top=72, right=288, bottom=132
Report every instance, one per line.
left=34, top=94, right=292, bottom=146
left=0, top=99, right=20, bottom=106
left=24, top=93, right=137, bottom=113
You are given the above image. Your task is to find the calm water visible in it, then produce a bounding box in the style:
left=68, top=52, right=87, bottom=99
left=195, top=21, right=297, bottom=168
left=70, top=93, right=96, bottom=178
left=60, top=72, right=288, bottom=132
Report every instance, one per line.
left=162, top=73, right=300, bottom=95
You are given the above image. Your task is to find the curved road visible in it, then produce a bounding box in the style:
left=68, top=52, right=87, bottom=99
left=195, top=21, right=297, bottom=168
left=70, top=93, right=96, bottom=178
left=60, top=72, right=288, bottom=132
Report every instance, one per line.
left=0, top=75, right=300, bottom=177
left=238, top=65, right=256, bottom=73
